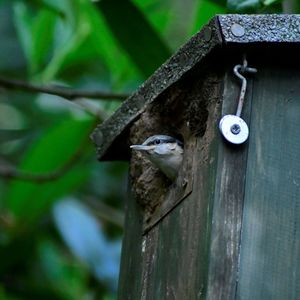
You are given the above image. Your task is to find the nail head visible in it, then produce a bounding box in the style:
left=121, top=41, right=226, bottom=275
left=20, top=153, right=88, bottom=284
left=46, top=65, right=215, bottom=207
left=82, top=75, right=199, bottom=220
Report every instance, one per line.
left=231, top=23, right=245, bottom=37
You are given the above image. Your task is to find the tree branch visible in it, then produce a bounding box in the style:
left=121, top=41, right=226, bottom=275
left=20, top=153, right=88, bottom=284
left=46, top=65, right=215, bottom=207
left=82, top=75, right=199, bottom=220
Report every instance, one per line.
left=0, top=77, right=130, bottom=101
left=85, top=196, right=124, bottom=228
left=0, top=165, right=71, bottom=183
left=0, top=142, right=87, bottom=183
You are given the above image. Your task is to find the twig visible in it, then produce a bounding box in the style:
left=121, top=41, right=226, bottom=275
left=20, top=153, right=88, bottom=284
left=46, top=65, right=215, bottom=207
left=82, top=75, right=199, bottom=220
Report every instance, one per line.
left=0, top=142, right=87, bottom=183
left=85, top=196, right=124, bottom=228
left=74, top=99, right=110, bottom=119
left=0, top=166, right=72, bottom=183
left=0, top=77, right=130, bottom=101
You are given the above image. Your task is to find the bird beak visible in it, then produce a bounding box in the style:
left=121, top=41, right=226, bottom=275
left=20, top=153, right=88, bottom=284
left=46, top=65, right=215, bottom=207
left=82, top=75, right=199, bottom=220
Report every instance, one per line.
left=130, top=145, right=154, bottom=151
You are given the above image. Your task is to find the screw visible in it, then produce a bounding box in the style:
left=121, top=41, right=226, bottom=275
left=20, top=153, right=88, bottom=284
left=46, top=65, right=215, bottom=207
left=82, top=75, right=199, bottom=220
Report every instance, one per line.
left=231, top=124, right=241, bottom=135
left=231, top=23, right=245, bottom=37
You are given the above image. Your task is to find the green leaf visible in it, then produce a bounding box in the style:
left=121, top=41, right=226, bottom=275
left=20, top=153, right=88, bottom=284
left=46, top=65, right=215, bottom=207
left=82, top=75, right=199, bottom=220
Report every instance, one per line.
left=263, top=0, right=278, bottom=4
left=84, top=2, right=142, bottom=88
left=38, top=239, right=88, bottom=300
left=27, top=0, right=141, bottom=89
left=133, top=0, right=174, bottom=37
left=209, top=0, right=227, bottom=6
left=95, top=0, right=171, bottom=78
left=27, top=0, right=66, bottom=18
left=260, top=0, right=283, bottom=13
left=190, top=0, right=226, bottom=35
left=13, top=2, right=56, bottom=75
left=40, top=18, right=92, bottom=82
left=133, top=0, right=188, bottom=50
left=30, top=10, right=56, bottom=74
left=0, top=103, right=26, bottom=130
left=0, top=2, right=27, bottom=71
left=13, top=2, right=32, bottom=65
left=5, top=117, right=95, bottom=223
left=227, top=0, right=261, bottom=12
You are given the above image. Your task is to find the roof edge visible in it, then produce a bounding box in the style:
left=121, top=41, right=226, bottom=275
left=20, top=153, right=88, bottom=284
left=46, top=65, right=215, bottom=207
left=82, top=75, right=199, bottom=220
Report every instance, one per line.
left=219, top=14, right=300, bottom=43
left=91, top=16, right=223, bottom=160
left=91, top=14, right=300, bottom=161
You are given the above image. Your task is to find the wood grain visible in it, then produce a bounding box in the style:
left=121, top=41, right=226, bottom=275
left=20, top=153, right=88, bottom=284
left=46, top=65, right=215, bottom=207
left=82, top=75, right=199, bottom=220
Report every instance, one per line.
left=206, top=71, right=253, bottom=300
left=118, top=57, right=300, bottom=300
left=236, top=66, right=300, bottom=300
left=118, top=69, right=223, bottom=299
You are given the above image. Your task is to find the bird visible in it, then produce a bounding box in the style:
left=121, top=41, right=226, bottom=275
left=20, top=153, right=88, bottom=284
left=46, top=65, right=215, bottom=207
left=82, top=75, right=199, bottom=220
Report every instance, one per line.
left=130, top=135, right=184, bottom=180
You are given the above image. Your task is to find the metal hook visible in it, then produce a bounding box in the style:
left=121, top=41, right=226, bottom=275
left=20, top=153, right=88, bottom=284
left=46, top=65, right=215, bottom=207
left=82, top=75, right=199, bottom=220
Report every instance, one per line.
left=218, top=56, right=257, bottom=145
left=233, top=58, right=257, bottom=117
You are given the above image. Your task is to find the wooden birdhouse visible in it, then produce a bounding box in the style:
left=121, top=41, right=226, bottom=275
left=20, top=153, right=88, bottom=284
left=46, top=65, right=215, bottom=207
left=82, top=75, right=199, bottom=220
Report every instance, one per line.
left=91, top=15, right=300, bottom=300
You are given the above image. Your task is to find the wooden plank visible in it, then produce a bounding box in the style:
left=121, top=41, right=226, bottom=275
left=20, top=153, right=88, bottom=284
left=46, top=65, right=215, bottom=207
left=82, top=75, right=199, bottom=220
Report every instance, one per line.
left=117, top=182, right=144, bottom=299
left=237, top=66, right=300, bottom=299
left=118, top=63, right=253, bottom=299
left=139, top=97, right=221, bottom=299
left=118, top=70, right=223, bottom=299
left=206, top=71, right=253, bottom=300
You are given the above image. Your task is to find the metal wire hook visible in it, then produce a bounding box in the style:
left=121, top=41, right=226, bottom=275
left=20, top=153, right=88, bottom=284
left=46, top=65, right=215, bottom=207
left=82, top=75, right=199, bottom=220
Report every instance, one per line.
left=233, top=57, right=257, bottom=117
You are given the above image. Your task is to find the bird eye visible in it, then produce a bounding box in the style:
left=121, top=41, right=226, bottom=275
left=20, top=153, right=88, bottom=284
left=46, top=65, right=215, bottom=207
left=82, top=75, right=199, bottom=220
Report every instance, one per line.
left=154, top=139, right=161, bottom=145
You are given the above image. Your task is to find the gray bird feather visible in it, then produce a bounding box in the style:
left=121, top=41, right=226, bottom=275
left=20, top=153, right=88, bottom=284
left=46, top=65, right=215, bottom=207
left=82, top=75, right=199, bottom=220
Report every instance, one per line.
left=130, top=135, right=183, bottom=180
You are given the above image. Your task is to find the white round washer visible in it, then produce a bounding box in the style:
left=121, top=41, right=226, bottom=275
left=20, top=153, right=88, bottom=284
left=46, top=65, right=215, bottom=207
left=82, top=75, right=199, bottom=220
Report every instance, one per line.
left=219, top=114, right=249, bottom=144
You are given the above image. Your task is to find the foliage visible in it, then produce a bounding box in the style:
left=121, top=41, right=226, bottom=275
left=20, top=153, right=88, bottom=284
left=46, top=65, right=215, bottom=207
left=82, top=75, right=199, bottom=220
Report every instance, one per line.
left=0, top=0, right=286, bottom=299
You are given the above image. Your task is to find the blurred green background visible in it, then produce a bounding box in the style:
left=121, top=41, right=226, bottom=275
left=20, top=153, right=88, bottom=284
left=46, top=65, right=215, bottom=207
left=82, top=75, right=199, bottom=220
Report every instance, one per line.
left=0, top=0, right=294, bottom=299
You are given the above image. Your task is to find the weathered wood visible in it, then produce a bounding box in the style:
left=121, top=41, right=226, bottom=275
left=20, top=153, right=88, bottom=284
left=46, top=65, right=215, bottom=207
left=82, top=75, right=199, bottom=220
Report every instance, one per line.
left=118, top=64, right=224, bottom=299
left=128, top=66, right=223, bottom=229
left=237, top=65, right=300, bottom=299
left=136, top=93, right=221, bottom=300
left=91, top=15, right=300, bottom=162
left=117, top=181, right=143, bottom=299
left=218, top=14, right=300, bottom=43
left=206, top=71, right=253, bottom=300
left=90, top=14, right=300, bottom=300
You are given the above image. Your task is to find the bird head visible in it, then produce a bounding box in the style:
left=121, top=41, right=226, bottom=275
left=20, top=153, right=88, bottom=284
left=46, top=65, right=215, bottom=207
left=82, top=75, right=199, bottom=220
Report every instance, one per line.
left=130, top=135, right=183, bottom=180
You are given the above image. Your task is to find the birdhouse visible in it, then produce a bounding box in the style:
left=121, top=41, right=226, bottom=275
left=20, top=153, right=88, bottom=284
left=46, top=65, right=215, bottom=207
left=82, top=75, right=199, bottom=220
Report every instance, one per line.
left=91, top=15, right=300, bottom=300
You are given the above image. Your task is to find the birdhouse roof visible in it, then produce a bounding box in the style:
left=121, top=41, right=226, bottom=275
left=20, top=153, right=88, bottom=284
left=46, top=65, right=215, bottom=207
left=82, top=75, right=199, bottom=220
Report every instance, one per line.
left=91, top=14, right=300, bottom=161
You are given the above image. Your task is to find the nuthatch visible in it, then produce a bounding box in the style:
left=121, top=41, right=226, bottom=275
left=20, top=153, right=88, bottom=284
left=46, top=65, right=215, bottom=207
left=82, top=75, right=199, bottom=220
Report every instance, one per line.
left=130, top=135, right=184, bottom=180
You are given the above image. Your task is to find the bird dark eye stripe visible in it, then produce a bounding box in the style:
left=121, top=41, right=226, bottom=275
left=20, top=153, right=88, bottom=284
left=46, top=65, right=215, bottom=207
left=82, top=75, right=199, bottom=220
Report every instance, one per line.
left=147, top=138, right=183, bottom=146
left=131, top=134, right=184, bottom=180
left=177, top=141, right=184, bottom=148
